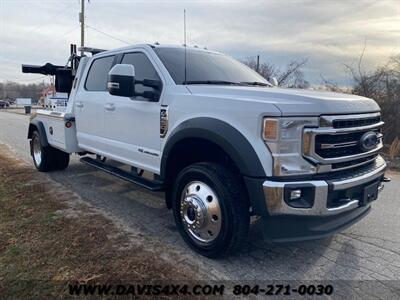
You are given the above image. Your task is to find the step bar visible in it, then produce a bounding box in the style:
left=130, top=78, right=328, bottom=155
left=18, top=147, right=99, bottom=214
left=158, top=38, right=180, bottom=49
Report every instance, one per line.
left=80, top=157, right=164, bottom=191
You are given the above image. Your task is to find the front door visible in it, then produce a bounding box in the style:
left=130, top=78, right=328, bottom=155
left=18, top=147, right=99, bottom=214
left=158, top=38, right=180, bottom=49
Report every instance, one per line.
left=104, top=51, right=163, bottom=174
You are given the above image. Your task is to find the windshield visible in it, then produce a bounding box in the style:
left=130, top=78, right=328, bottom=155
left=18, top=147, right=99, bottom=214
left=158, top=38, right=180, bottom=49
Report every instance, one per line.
left=154, top=47, right=271, bottom=86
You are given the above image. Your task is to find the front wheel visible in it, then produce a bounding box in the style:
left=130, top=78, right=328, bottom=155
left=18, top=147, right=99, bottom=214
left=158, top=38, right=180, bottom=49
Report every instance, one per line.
left=30, top=130, right=69, bottom=172
left=172, top=162, right=250, bottom=258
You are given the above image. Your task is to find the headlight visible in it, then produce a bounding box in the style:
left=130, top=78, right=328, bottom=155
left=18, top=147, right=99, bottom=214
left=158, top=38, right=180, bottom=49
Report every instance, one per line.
left=263, top=117, right=319, bottom=176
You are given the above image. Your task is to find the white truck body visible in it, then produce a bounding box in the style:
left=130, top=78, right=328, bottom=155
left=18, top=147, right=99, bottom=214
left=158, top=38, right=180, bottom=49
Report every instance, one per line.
left=26, top=44, right=389, bottom=257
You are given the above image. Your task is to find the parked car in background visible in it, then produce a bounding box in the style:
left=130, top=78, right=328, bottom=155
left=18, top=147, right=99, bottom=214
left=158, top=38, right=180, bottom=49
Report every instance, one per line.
left=0, top=100, right=10, bottom=108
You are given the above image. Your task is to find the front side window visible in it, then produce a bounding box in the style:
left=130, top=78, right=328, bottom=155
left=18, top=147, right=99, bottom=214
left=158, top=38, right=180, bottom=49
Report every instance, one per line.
left=121, top=52, right=161, bottom=100
left=85, top=55, right=115, bottom=91
left=154, top=47, right=271, bottom=86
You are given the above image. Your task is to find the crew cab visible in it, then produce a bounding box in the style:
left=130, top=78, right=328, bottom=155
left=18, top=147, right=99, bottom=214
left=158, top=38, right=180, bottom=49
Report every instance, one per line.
left=24, top=44, right=390, bottom=257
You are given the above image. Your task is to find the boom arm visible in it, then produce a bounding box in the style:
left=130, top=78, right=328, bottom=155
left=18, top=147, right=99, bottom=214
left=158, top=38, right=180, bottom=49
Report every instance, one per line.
left=22, top=63, right=67, bottom=76
left=22, top=63, right=74, bottom=94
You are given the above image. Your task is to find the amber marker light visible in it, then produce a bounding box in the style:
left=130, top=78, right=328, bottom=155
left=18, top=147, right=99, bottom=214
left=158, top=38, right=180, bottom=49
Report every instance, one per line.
left=263, top=119, right=278, bottom=141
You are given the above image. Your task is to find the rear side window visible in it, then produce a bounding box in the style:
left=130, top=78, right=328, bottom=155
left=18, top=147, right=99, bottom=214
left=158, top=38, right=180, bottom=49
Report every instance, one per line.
left=85, top=55, right=115, bottom=91
left=121, top=52, right=161, bottom=99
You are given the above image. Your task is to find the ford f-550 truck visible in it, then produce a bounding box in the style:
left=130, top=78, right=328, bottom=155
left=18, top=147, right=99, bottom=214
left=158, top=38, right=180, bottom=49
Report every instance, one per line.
left=24, top=44, right=390, bottom=257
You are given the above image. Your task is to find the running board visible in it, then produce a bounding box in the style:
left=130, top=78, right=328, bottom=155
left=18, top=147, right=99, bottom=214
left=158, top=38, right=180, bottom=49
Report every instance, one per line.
left=80, top=157, right=164, bottom=191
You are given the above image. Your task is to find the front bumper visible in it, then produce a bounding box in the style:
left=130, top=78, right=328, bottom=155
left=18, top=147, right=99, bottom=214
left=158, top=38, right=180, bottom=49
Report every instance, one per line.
left=263, top=156, right=387, bottom=216
left=261, top=205, right=372, bottom=242
left=258, top=156, right=388, bottom=242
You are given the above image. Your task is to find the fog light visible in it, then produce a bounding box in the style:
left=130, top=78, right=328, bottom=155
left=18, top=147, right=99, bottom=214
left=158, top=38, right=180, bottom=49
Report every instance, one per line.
left=290, top=189, right=302, bottom=201
left=284, top=185, right=315, bottom=208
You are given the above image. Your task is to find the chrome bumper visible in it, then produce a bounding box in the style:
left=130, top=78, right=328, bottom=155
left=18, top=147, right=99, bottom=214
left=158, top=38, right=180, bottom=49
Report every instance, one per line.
left=263, top=156, right=387, bottom=216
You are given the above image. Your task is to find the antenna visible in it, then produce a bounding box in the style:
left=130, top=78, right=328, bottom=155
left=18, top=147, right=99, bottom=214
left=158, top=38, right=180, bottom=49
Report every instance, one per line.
left=184, top=9, right=187, bottom=84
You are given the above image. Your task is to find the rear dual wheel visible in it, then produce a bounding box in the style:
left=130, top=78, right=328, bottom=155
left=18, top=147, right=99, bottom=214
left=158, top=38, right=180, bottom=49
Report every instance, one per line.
left=172, top=162, right=250, bottom=258
left=31, top=130, right=70, bottom=172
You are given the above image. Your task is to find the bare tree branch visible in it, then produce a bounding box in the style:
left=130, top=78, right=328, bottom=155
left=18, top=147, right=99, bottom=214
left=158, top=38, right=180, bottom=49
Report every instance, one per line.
left=277, top=59, right=308, bottom=86
left=242, top=57, right=309, bottom=88
left=320, top=74, right=343, bottom=92
left=348, top=52, right=400, bottom=145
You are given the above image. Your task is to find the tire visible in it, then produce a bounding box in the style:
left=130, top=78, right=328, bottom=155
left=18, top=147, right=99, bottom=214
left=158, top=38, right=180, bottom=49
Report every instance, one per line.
left=30, top=130, right=69, bottom=172
left=54, top=148, right=70, bottom=170
left=172, top=162, right=250, bottom=258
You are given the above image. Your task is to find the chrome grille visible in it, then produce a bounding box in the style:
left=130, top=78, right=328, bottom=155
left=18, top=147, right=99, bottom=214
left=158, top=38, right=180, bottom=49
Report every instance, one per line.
left=315, top=129, right=381, bottom=158
left=303, top=112, right=383, bottom=172
left=331, top=154, right=378, bottom=170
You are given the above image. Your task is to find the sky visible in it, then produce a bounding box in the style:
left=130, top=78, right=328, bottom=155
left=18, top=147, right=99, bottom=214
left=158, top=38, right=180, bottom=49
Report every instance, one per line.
left=0, top=0, right=399, bottom=86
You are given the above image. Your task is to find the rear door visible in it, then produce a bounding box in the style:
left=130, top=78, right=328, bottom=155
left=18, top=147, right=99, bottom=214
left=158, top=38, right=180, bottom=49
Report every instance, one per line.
left=74, top=55, right=115, bottom=154
left=103, top=51, right=163, bottom=174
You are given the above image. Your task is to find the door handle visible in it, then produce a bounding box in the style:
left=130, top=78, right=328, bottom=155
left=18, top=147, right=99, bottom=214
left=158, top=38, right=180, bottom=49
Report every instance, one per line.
left=104, top=103, right=115, bottom=111
left=75, top=101, right=84, bottom=108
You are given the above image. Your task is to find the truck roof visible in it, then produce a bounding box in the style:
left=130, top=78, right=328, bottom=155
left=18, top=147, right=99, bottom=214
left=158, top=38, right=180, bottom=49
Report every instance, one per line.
left=92, top=43, right=220, bottom=57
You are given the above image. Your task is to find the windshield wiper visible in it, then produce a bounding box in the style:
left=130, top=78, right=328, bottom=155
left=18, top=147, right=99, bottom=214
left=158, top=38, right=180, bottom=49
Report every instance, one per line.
left=239, top=81, right=272, bottom=87
left=184, top=80, right=240, bottom=85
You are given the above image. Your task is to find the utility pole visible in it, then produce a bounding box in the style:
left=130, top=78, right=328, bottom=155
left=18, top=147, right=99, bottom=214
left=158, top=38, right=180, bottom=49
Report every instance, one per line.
left=256, top=55, right=260, bottom=73
left=79, top=0, right=85, bottom=56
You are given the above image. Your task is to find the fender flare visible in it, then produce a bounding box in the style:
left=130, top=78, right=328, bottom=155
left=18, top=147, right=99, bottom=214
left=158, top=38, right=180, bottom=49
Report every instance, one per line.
left=28, top=120, right=49, bottom=147
left=160, top=117, right=266, bottom=180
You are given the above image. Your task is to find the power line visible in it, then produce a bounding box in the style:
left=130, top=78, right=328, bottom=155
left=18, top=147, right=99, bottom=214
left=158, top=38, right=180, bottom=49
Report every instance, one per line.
left=24, top=2, right=78, bottom=37
left=86, top=25, right=131, bottom=45
left=50, top=25, right=80, bottom=43
left=0, top=24, right=78, bottom=67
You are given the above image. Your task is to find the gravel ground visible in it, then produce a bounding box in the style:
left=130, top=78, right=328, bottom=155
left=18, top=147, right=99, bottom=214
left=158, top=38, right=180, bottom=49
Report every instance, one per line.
left=0, top=111, right=399, bottom=297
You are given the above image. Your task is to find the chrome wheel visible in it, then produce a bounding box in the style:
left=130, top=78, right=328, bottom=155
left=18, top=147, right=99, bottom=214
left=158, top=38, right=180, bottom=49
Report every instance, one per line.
left=180, top=181, right=222, bottom=244
left=32, top=135, right=42, bottom=166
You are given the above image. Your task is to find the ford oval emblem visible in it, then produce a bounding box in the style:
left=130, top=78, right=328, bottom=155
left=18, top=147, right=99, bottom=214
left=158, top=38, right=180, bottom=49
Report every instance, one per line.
left=359, top=131, right=379, bottom=152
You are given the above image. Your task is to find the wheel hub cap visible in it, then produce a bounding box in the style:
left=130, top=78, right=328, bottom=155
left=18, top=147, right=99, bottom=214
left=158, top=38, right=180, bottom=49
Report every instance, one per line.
left=181, top=195, right=207, bottom=230
left=180, top=181, right=222, bottom=244
left=186, top=207, right=196, bottom=221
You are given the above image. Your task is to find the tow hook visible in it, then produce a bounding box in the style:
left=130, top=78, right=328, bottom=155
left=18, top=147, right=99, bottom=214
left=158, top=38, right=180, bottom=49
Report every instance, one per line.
left=378, top=177, right=391, bottom=193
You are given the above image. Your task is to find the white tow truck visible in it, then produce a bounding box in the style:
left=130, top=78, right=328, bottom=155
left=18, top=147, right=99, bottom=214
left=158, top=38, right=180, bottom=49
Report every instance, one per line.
left=24, top=44, right=390, bottom=257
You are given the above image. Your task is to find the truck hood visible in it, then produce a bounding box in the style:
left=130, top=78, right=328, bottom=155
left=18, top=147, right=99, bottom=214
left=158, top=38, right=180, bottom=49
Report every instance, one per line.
left=186, top=85, right=380, bottom=116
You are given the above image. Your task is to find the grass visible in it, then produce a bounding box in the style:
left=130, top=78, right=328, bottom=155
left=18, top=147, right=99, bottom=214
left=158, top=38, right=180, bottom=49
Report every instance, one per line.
left=0, top=144, right=198, bottom=299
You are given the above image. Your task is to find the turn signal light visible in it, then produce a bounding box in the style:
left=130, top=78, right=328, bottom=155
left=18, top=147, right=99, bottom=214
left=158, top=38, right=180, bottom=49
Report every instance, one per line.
left=263, top=119, right=278, bottom=140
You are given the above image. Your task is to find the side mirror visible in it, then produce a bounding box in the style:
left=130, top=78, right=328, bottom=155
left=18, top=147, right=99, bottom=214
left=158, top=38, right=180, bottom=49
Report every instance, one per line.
left=269, top=77, right=278, bottom=86
left=107, top=64, right=135, bottom=97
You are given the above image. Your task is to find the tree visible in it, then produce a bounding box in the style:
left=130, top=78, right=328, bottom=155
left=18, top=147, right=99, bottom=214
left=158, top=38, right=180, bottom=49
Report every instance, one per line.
left=243, top=57, right=310, bottom=88
left=331, top=52, right=400, bottom=146
left=0, top=81, right=47, bottom=103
